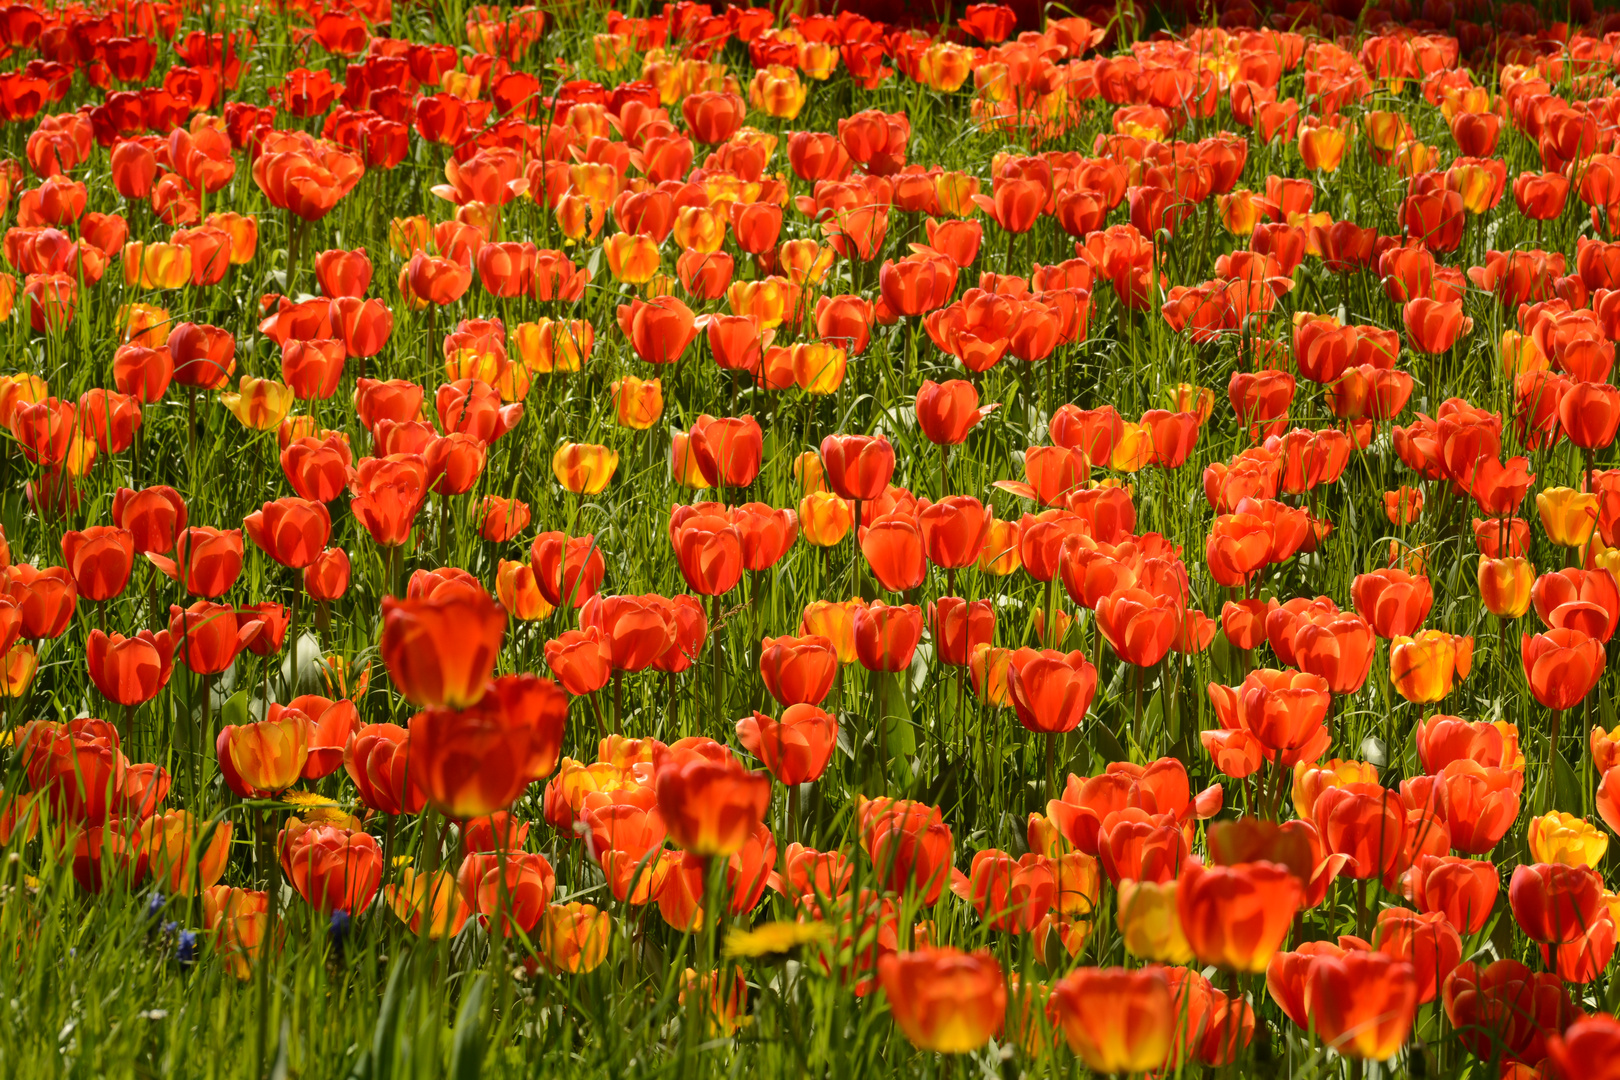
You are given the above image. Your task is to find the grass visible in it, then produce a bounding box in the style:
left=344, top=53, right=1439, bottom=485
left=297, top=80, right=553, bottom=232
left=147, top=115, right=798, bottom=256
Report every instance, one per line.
left=0, top=0, right=1615, bottom=1077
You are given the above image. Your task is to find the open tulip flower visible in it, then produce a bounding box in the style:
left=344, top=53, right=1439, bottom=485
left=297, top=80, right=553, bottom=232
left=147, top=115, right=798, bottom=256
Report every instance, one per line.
left=8, top=3, right=1620, bottom=1075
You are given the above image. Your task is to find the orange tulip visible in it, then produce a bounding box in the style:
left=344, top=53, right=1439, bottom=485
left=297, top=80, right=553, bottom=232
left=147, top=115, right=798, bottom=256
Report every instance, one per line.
left=878, top=948, right=1005, bottom=1053
left=379, top=589, right=504, bottom=709
left=1048, top=966, right=1172, bottom=1074
left=409, top=675, right=568, bottom=818
left=1177, top=859, right=1302, bottom=973
left=1522, top=627, right=1604, bottom=710
left=736, top=704, right=837, bottom=786
left=1305, top=952, right=1418, bottom=1060
left=655, top=750, right=771, bottom=858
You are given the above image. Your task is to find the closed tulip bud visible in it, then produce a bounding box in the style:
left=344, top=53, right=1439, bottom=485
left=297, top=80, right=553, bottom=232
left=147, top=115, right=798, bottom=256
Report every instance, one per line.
left=1008, top=648, right=1097, bottom=734
left=1522, top=627, right=1605, bottom=710
left=244, top=497, right=331, bottom=571
left=760, top=634, right=838, bottom=705
left=929, top=597, right=994, bottom=667
left=495, top=560, right=551, bottom=621
left=1478, top=556, right=1534, bottom=617
left=979, top=517, right=1022, bottom=575
left=1509, top=862, right=1604, bottom=944
left=1537, top=486, right=1600, bottom=547
left=878, top=948, right=1005, bottom=1054
left=61, top=526, right=135, bottom=602
left=969, top=643, right=1012, bottom=706
left=853, top=600, right=923, bottom=673
left=530, top=531, right=605, bottom=609
left=168, top=601, right=249, bottom=674
left=303, top=547, right=350, bottom=602
left=1117, top=879, right=1193, bottom=963
left=603, top=232, right=660, bottom=283
left=87, top=629, right=173, bottom=707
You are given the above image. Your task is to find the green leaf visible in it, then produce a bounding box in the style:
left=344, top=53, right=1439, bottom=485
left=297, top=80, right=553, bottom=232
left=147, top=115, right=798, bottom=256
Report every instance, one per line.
left=221, top=690, right=250, bottom=730
left=1551, top=742, right=1583, bottom=814
left=1088, top=720, right=1129, bottom=764
left=447, top=974, right=489, bottom=1080
left=367, top=958, right=407, bottom=1080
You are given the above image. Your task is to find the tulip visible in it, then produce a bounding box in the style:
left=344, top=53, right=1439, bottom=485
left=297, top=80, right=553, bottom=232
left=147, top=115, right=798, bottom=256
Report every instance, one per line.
left=141, top=810, right=232, bottom=896
left=168, top=601, right=249, bottom=675
left=1538, top=486, right=1600, bottom=547
left=580, top=594, right=677, bottom=673
left=736, top=705, right=838, bottom=786
left=820, top=434, right=895, bottom=502
left=60, top=526, right=134, bottom=602
left=552, top=443, right=618, bottom=495
left=544, top=628, right=612, bottom=695
left=1096, top=588, right=1181, bottom=668
left=537, top=902, right=612, bottom=973
left=1007, top=648, right=1098, bottom=734
left=379, top=590, right=505, bottom=709
left=1509, top=863, right=1604, bottom=944
left=1478, top=556, right=1534, bottom=617
left=1314, top=782, right=1408, bottom=882
left=655, top=752, right=771, bottom=858
left=217, top=705, right=309, bottom=797
left=1116, top=878, right=1193, bottom=962
left=148, top=526, right=243, bottom=598
left=860, top=513, right=926, bottom=592
left=1049, top=966, right=1172, bottom=1074
left=243, top=498, right=331, bottom=571
left=530, top=532, right=605, bottom=609
left=1306, top=952, right=1418, bottom=1060
left=878, top=948, right=1005, bottom=1053
left=915, top=379, right=994, bottom=446
left=1177, top=859, right=1302, bottom=973
left=1522, top=627, right=1604, bottom=710
left=409, top=675, right=569, bottom=818
left=281, top=823, right=383, bottom=914
left=759, top=635, right=838, bottom=706
left=929, top=597, right=994, bottom=667
left=1390, top=630, right=1470, bottom=704
left=87, top=629, right=173, bottom=707
left=221, top=375, right=294, bottom=431
left=853, top=601, right=923, bottom=673
left=1527, top=811, right=1608, bottom=869
left=1411, top=854, right=1499, bottom=934
left=609, top=377, right=662, bottom=430
left=1351, top=567, right=1434, bottom=638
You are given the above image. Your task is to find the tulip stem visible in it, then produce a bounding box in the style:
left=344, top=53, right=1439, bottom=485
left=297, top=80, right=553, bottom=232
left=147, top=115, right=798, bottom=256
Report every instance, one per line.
left=710, top=593, right=724, bottom=731
left=1044, top=732, right=1056, bottom=799
left=786, top=782, right=800, bottom=845
left=612, top=670, right=623, bottom=736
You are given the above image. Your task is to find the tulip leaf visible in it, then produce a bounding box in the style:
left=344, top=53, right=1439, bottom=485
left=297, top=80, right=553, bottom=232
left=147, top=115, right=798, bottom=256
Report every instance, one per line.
left=1550, top=742, right=1582, bottom=814
left=366, top=958, right=407, bottom=1080
left=221, top=689, right=250, bottom=730
left=447, top=973, right=489, bottom=1080
left=1087, top=720, right=1129, bottom=764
